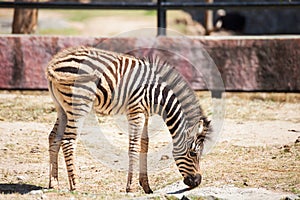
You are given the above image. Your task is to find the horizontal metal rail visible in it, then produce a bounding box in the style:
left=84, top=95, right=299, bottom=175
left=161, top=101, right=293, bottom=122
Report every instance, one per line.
left=0, top=1, right=299, bottom=10
left=163, top=1, right=300, bottom=9
left=1, top=1, right=299, bottom=35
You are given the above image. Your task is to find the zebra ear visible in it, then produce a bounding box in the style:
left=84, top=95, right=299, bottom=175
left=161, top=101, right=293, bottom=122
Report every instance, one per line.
left=206, top=120, right=211, bottom=127
left=197, top=118, right=211, bottom=140
left=198, top=119, right=204, bottom=135
left=198, top=118, right=211, bottom=134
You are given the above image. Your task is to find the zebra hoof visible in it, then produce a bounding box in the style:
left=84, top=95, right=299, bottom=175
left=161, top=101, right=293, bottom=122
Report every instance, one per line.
left=143, top=187, right=153, bottom=194
left=139, top=178, right=153, bottom=194
left=69, top=185, right=77, bottom=191
left=126, top=186, right=134, bottom=193
left=49, top=178, right=59, bottom=190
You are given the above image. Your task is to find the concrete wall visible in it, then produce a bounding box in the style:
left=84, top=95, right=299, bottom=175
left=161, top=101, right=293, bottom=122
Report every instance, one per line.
left=0, top=35, right=299, bottom=92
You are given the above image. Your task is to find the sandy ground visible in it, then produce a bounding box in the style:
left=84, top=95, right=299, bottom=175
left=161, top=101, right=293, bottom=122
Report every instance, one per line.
left=0, top=91, right=299, bottom=199
left=0, top=7, right=299, bottom=200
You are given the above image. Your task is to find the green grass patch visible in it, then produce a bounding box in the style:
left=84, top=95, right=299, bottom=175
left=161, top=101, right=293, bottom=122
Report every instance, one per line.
left=38, top=27, right=80, bottom=35
left=61, top=10, right=155, bottom=22
left=144, top=10, right=156, bottom=16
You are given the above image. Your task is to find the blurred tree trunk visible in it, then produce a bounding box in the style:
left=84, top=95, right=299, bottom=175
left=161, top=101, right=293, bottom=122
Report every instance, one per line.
left=12, top=0, right=38, bottom=34
left=204, top=0, right=214, bottom=35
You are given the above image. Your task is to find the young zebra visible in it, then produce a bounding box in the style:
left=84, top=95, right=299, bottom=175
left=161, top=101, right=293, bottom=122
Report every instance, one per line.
left=46, top=46, right=211, bottom=194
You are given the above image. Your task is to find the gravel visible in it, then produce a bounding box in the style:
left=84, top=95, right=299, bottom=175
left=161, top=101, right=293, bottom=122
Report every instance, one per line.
left=155, top=181, right=300, bottom=200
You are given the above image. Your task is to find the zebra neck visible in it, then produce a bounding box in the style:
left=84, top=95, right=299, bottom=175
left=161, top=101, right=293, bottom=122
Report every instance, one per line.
left=150, top=88, right=189, bottom=149
left=164, top=103, right=188, bottom=150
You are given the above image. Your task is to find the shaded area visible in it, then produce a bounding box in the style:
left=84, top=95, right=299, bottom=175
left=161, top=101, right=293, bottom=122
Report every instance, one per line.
left=167, top=186, right=194, bottom=195
left=0, top=183, right=44, bottom=194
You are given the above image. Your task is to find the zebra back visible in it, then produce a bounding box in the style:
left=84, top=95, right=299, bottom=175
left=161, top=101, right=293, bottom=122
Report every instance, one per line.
left=47, top=46, right=204, bottom=136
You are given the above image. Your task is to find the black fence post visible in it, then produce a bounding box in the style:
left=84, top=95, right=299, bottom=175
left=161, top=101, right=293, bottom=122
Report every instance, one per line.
left=157, top=0, right=166, bottom=36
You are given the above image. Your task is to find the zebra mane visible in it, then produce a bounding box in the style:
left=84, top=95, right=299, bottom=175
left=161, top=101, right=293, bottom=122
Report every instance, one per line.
left=146, top=57, right=204, bottom=136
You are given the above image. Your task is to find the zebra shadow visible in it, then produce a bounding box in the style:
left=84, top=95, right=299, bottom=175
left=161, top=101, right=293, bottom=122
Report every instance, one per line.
left=0, top=183, right=44, bottom=194
left=167, top=187, right=194, bottom=195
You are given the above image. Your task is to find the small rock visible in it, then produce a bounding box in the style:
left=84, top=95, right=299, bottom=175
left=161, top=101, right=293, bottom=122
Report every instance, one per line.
left=29, top=190, right=43, bottom=195
left=16, top=175, right=26, bottom=181
left=160, top=155, right=169, bottom=160
left=30, top=146, right=40, bottom=153
left=295, top=136, right=300, bottom=144
left=283, top=145, right=291, bottom=152
left=79, top=166, right=89, bottom=171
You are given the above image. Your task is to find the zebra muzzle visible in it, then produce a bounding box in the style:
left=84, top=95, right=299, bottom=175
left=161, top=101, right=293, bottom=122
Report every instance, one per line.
left=183, top=173, right=202, bottom=188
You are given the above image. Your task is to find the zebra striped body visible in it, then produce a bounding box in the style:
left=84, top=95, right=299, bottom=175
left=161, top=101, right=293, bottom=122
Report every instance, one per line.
left=46, top=46, right=210, bottom=193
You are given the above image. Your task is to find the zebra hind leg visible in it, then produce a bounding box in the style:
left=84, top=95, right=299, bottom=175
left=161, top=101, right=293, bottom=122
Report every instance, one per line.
left=61, top=114, right=87, bottom=191
left=49, top=109, right=67, bottom=189
left=49, top=119, right=59, bottom=189
left=62, top=100, right=93, bottom=191
left=139, top=116, right=153, bottom=194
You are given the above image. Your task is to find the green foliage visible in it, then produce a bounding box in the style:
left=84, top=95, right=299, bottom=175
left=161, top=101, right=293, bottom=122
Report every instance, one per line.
left=144, top=10, right=156, bottom=16
left=38, top=27, right=80, bottom=35
left=63, top=10, right=155, bottom=22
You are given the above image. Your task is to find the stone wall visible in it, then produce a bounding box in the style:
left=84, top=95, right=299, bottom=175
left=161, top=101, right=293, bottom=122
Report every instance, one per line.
left=0, top=35, right=299, bottom=92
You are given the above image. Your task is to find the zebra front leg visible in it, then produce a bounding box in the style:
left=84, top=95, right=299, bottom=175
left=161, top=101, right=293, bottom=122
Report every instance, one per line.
left=49, top=110, right=67, bottom=189
left=126, top=111, right=145, bottom=193
left=126, top=131, right=139, bottom=193
left=139, top=116, right=153, bottom=194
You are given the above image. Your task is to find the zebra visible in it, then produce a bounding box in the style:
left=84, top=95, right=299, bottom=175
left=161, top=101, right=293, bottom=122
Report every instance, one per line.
left=46, top=46, right=211, bottom=194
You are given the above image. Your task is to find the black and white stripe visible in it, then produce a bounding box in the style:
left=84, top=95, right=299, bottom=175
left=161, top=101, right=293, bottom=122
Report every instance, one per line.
left=46, top=46, right=210, bottom=193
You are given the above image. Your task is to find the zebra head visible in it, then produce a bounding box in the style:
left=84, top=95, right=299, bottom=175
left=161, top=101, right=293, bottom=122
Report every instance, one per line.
left=176, top=117, right=211, bottom=188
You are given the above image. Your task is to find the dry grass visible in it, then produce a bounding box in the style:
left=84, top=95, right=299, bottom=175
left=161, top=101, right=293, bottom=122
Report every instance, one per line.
left=202, top=143, right=300, bottom=194
left=0, top=91, right=299, bottom=199
left=0, top=90, right=55, bottom=123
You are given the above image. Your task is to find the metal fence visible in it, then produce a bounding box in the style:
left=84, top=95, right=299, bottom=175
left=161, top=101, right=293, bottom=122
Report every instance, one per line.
left=1, top=1, right=300, bottom=35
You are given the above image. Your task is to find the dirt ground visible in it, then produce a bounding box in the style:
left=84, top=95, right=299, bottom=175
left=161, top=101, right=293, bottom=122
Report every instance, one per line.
left=0, top=91, right=299, bottom=200
left=0, top=7, right=299, bottom=200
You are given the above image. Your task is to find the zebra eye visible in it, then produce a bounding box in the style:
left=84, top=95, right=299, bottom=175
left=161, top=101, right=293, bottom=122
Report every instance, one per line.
left=189, top=151, right=197, bottom=157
